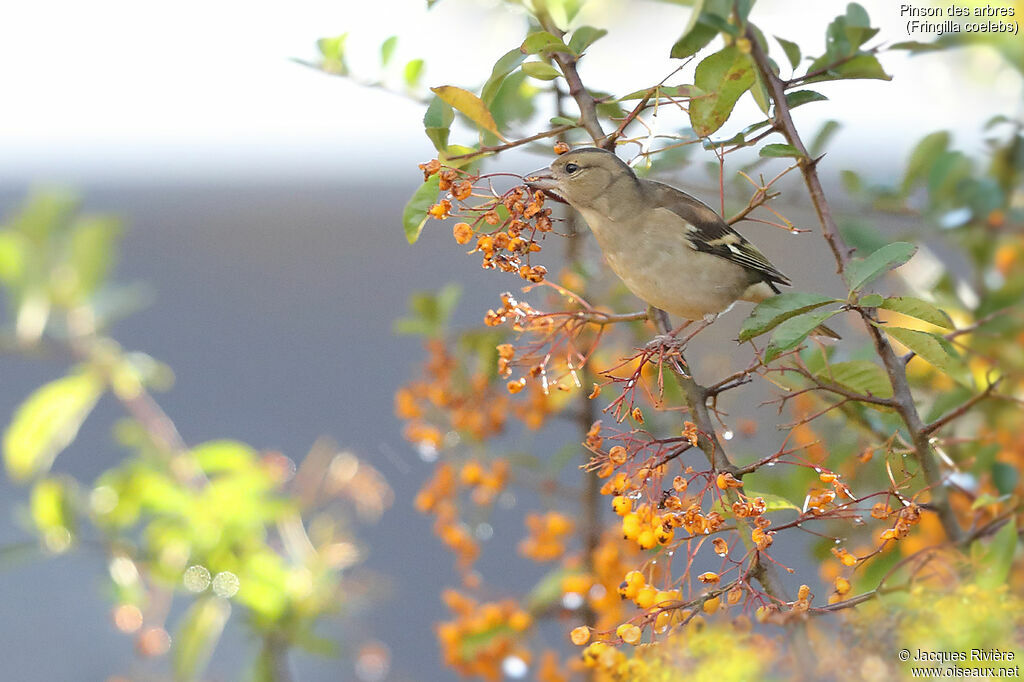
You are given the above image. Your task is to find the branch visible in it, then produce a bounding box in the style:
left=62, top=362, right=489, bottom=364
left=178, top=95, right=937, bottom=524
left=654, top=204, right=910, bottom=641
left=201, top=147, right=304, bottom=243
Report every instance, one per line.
left=445, top=124, right=574, bottom=161
left=537, top=15, right=609, bottom=148
left=922, top=378, right=1003, bottom=436
left=747, top=27, right=963, bottom=543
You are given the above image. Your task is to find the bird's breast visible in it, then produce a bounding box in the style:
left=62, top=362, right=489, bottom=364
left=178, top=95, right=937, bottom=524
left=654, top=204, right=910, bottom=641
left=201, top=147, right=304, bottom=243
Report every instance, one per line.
left=578, top=209, right=748, bottom=320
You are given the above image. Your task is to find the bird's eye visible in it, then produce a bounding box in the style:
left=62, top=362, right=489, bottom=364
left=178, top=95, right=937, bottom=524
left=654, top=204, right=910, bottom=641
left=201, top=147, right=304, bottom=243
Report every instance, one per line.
left=564, top=163, right=580, bottom=174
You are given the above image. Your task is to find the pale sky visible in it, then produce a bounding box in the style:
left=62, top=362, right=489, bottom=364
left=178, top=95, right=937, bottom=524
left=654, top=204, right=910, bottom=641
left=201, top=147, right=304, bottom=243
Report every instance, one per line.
left=1, top=0, right=1019, bottom=182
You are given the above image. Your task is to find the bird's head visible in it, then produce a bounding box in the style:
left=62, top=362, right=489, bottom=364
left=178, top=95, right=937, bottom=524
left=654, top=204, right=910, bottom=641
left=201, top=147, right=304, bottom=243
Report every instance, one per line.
left=524, top=147, right=636, bottom=209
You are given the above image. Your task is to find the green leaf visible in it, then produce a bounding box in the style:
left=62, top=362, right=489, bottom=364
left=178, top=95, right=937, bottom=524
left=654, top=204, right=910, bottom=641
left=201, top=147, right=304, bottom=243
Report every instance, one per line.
left=713, top=490, right=801, bottom=517
left=785, top=89, right=828, bottom=109
left=549, top=116, right=577, bottom=126
left=817, top=360, right=893, bottom=399
left=974, top=519, right=1017, bottom=590
left=481, top=49, right=527, bottom=105
left=430, top=85, right=506, bottom=140
left=173, top=596, right=231, bottom=682
left=394, top=284, right=461, bottom=337
left=759, top=143, right=803, bottom=158
left=750, top=69, right=771, bottom=115
left=765, top=309, right=840, bottom=361
left=879, top=296, right=953, bottom=329
left=380, top=35, right=399, bottom=66
left=669, top=0, right=731, bottom=59
left=689, top=45, right=756, bottom=137
left=859, top=293, right=884, bottom=307
left=888, top=40, right=944, bottom=52
left=775, top=36, right=801, bottom=69
left=4, top=370, right=104, bottom=482
left=70, top=216, right=122, bottom=297
left=401, top=175, right=441, bottom=244
left=192, top=440, right=257, bottom=473
left=403, top=58, right=425, bottom=88
left=423, top=95, right=455, bottom=152
left=992, top=462, right=1019, bottom=497
left=810, top=120, right=841, bottom=157
left=317, top=33, right=348, bottom=73
left=804, top=54, right=891, bottom=84
left=568, top=26, right=607, bottom=54
left=740, top=292, right=837, bottom=341
left=902, top=131, right=950, bottom=194
left=884, top=326, right=971, bottom=387
left=670, top=22, right=718, bottom=59
left=0, top=230, right=28, bottom=285
left=521, top=61, right=561, bottom=81
left=30, top=477, right=75, bottom=548
left=618, top=84, right=704, bottom=101
left=844, top=242, right=917, bottom=292
left=520, top=31, right=571, bottom=56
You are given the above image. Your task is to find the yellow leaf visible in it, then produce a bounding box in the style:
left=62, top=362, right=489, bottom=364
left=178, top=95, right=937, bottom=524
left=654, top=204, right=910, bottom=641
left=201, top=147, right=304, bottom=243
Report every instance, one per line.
left=430, top=86, right=506, bottom=141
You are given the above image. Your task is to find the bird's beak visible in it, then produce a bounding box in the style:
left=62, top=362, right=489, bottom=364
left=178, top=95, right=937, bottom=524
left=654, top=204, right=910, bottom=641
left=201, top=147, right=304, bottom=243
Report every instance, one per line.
left=524, top=168, right=568, bottom=204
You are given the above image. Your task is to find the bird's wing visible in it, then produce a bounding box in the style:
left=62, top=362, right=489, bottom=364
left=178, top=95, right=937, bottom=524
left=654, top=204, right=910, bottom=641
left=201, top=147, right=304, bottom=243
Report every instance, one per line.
left=645, top=181, right=791, bottom=290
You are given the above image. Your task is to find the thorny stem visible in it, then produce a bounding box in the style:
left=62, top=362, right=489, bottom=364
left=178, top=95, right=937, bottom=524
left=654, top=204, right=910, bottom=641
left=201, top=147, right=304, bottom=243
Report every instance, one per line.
left=747, top=27, right=964, bottom=544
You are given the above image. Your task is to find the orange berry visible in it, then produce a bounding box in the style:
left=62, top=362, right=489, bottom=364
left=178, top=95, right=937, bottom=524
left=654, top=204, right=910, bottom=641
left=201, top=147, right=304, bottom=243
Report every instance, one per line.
left=818, top=472, right=838, bottom=484
left=612, top=495, right=633, bottom=516
left=616, top=623, right=641, bottom=644
left=631, top=407, right=644, bottom=424
left=702, top=596, right=721, bottom=614
left=727, top=586, right=743, bottom=605
left=608, top=445, right=627, bottom=466
left=507, top=378, right=527, bottom=394
left=797, top=584, right=811, bottom=601
left=553, top=141, right=571, bottom=155
left=509, top=610, right=532, bottom=631
left=570, top=626, right=591, bottom=645
left=835, top=577, right=851, bottom=595
left=636, top=529, right=658, bottom=550
left=634, top=585, right=658, bottom=609
left=716, top=472, right=742, bottom=489
left=698, top=572, right=720, bottom=584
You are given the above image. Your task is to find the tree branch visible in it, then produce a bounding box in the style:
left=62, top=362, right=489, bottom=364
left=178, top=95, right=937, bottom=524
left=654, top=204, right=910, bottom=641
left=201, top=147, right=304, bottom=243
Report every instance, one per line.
left=747, top=27, right=963, bottom=543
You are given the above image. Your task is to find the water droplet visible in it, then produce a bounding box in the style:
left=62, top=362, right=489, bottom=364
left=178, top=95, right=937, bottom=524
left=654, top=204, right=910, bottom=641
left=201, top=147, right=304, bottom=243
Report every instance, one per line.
left=766, top=461, right=776, bottom=467
left=183, top=565, right=211, bottom=593
left=723, top=430, right=734, bottom=441
left=502, top=655, right=529, bottom=679
left=834, top=538, right=842, bottom=544
left=212, top=571, right=240, bottom=598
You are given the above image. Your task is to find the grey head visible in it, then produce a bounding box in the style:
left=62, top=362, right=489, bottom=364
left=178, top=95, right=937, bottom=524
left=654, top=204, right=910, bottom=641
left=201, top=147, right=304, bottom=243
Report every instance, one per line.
left=524, top=147, right=638, bottom=208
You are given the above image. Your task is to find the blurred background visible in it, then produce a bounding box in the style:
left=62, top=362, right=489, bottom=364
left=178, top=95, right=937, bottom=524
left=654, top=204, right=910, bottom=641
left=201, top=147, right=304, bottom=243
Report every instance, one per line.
left=0, top=0, right=1019, bottom=680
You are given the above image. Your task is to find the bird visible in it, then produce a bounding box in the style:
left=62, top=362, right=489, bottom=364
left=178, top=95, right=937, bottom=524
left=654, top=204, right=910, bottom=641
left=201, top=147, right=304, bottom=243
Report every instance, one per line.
left=524, top=147, right=838, bottom=337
